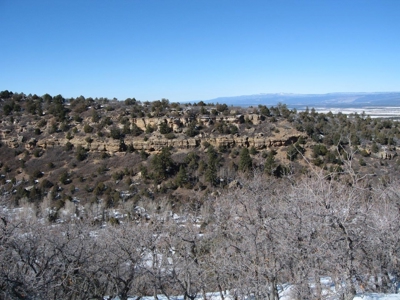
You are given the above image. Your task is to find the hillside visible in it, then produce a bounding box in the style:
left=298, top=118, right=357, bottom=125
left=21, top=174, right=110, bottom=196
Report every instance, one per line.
left=0, top=90, right=399, bottom=216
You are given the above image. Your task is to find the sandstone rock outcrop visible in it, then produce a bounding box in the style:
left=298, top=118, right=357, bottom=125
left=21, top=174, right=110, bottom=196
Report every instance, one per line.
left=0, top=111, right=305, bottom=155
left=47, top=133, right=303, bottom=154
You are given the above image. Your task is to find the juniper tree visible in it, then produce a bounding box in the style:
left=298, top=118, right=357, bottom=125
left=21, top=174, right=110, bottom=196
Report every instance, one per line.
left=205, top=146, right=219, bottom=185
left=238, top=147, right=252, bottom=172
left=151, top=147, right=174, bottom=182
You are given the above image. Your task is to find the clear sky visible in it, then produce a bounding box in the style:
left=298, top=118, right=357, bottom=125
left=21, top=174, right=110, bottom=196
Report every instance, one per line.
left=1, top=0, right=399, bottom=102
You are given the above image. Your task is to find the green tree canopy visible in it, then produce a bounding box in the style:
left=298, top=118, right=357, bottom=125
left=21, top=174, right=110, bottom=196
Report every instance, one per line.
left=238, top=147, right=252, bottom=172
left=151, top=147, right=174, bottom=182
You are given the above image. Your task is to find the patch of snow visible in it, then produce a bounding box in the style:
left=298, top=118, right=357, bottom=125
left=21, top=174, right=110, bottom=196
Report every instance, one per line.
left=353, top=294, right=400, bottom=300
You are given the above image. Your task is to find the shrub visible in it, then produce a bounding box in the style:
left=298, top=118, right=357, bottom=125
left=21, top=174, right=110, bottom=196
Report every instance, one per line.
left=32, top=169, right=43, bottom=178
left=112, top=171, right=124, bottom=181
left=3, top=104, right=13, bottom=115
left=110, top=127, right=123, bottom=140
left=66, top=131, right=74, bottom=140
left=287, top=143, right=305, bottom=161
left=37, top=119, right=47, bottom=128
left=140, top=150, right=148, bottom=160
left=165, top=132, right=176, bottom=139
left=312, top=144, right=328, bottom=157
left=97, top=165, right=108, bottom=174
left=145, top=124, right=155, bottom=134
left=360, top=149, right=371, bottom=157
left=159, top=122, right=172, bottom=134
left=84, top=123, right=94, bottom=133
left=75, top=145, right=88, bottom=161
left=131, top=124, right=143, bottom=136
left=33, top=149, right=42, bottom=157
left=202, top=141, right=210, bottom=148
left=312, top=157, right=324, bottom=167
left=65, top=142, right=73, bottom=151
left=59, top=171, right=70, bottom=184
left=249, top=146, right=258, bottom=155
left=100, top=151, right=110, bottom=159
left=371, top=142, right=379, bottom=153
left=73, top=115, right=83, bottom=123
left=216, top=103, right=228, bottom=112
left=40, top=179, right=54, bottom=189
left=185, top=121, right=199, bottom=137
left=92, top=110, right=100, bottom=123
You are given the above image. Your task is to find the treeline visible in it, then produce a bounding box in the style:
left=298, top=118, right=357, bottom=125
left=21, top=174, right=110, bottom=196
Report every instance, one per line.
left=2, top=90, right=398, bottom=149
left=1, top=172, right=400, bottom=299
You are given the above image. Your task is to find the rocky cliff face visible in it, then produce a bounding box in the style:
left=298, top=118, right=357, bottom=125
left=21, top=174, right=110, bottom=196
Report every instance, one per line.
left=1, top=113, right=304, bottom=154
left=132, top=113, right=262, bottom=132
left=31, top=133, right=302, bottom=154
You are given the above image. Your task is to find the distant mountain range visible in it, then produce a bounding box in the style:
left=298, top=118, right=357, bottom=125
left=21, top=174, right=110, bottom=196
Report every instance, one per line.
left=202, top=92, right=400, bottom=108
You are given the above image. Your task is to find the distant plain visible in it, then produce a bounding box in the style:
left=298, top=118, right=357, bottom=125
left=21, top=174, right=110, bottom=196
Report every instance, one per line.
left=307, top=106, right=400, bottom=119
left=201, top=92, right=400, bottom=118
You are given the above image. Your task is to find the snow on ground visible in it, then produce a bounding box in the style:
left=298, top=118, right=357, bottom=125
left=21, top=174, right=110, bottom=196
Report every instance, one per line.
left=353, top=295, right=400, bottom=300
left=117, top=279, right=399, bottom=299
left=112, top=291, right=400, bottom=300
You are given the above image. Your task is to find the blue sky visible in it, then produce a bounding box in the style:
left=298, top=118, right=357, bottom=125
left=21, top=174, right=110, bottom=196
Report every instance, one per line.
left=1, top=0, right=399, bottom=102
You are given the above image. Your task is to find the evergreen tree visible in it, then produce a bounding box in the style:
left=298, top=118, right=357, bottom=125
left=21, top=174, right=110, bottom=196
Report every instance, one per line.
left=92, top=110, right=100, bottom=123
left=185, top=121, right=199, bottom=137
left=238, top=147, right=252, bottom=172
left=159, top=122, right=172, bottom=134
left=371, top=142, right=379, bottom=153
left=287, top=142, right=305, bottom=161
left=258, top=104, right=271, bottom=117
left=75, top=145, right=88, bottom=161
left=205, top=146, right=218, bottom=185
left=151, top=147, right=174, bottom=182
left=175, top=165, right=188, bottom=187
left=264, top=152, right=276, bottom=175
